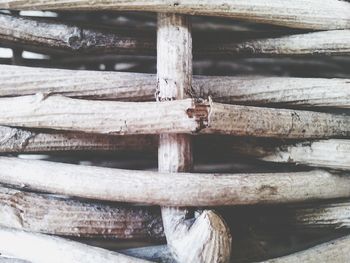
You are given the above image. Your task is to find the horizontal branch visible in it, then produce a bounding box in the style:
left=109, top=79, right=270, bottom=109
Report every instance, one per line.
left=228, top=139, right=350, bottom=170
left=1, top=65, right=350, bottom=108
left=2, top=14, right=350, bottom=57
left=1, top=157, right=350, bottom=206
left=0, top=95, right=349, bottom=138
left=0, top=227, right=151, bottom=263
left=0, top=186, right=163, bottom=239
left=1, top=0, right=350, bottom=30
left=262, top=235, right=350, bottom=262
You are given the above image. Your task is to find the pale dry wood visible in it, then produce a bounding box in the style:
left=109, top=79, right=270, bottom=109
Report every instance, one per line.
left=1, top=157, right=350, bottom=206
left=0, top=95, right=349, bottom=138
left=203, top=102, right=350, bottom=138
left=1, top=0, right=350, bottom=30
left=0, top=13, right=155, bottom=55
left=0, top=125, right=157, bottom=153
left=262, top=235, right=350, bottom=263
left=2, top=65, right=350, bottom=108
left=157, top=13, right=231, bottom=263
left=0, top=95, right=198, bottom=135
left=0, top=186, right=163, bottom=239
left=230, top=139, right=350, bottom=170
left=3, top=14, right=350, bottom=57
left=0, top=227, right=151, bottom=263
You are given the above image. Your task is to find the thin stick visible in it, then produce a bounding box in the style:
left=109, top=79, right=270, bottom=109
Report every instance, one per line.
left=157, top=13, right=231, bottom=263
left=0, top=227, right=151, bottom=263
left=1, top=157, right=350, bottom=206
left=0, top=186, right=163, bottom=239
left=1, top=65, right=350, bottom=108
left=1, top=0, right=350, bottom=30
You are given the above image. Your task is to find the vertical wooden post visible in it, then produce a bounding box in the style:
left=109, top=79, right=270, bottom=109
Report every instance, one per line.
left=157, top=13, right=232, bottom=263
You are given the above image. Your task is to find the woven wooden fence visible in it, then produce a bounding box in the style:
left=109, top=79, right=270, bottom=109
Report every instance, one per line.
left=0, top=1, right=349, bottom=262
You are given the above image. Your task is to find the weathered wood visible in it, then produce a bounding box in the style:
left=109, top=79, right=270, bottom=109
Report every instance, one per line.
left=1, top=0, right=350, bottom=30
left=228, top=139, right=350, bottom=170
left=0, top=125, right=157, bottom=153
left=0, top=186, right=163, bottom=239
left=0, top=227, right=151, bottom=263
left=262, top=235, right=350, bottom=262
left=157, top=13, right=231, bottom=263
left=0, top=95, right=349, bottom=138
left=0, top=13, right=155, bottom=55
left=1, top=157, right=350, bottom=206
left=1, top=65, right=350, bottom=108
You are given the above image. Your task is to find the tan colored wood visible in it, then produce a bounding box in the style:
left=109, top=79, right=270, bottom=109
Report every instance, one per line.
left=0, top=227, right=151, bottom=263
left=262, top=235, right=350, bottom=262
left=0, top=157, right=350, bottom=206
left=2, top=65, right=350, bottom=108
left=0, top=186, right=163, bottom=239
left=0, top=0, right=350, bottom=30
left=157, top=13, right=231, bottom=263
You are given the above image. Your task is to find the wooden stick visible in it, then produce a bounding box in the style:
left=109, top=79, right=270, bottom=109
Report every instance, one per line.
left=1, top=157, right=350, bottom=206
left=0, top=227, right=151, bottom=263
left=0, top=186, right=163, bottom=239
left=1, top=0, right=350, bottom=30
left=1, top=65, right=350, bottom=108
left=261, top=235, right=350, bottom=262
left=157, top=13, right=231, bottom=263
left=0, top=95, right=349, bottom=138
left=228, top=139, right=350, bottom=170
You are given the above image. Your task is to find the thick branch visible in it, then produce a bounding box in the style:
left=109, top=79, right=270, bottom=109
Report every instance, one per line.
left=0, top=157, right=350, bottom=206
left=0, top=186, right=163, bottom=239
left=1, top=65, right=350, bottom=108
left=0, top=227, right=151, bottom=263
left=0, top=0, right=350, bottom=30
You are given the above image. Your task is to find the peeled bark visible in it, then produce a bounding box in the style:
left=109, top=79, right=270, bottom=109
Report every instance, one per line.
left=0, top=157, right=349, bottom=206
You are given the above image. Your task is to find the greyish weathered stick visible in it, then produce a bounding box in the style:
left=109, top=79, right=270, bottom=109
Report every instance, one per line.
left=0, top=95, right=349, bottom=138
left=0, top=227, right=151, bottom=263
left=0, top=0, right=350, bottom=30
left=1, top=65, right=350, bottom=108
left=2, top=14, right=350, bottom=56
left=0, top=186, right=163, bottom=239
left=1, top=157, right=350, bottom=206
left=261, top=235, right=350, bottom=263
left=228, top=139, right=350, bottom=170
left=157, top=13, right=231, bottom=263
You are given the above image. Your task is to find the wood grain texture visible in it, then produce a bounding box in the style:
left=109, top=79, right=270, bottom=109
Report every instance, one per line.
left=157, top=13, right=231, bottom=263
left=0, top=186, right=163, bottom=239
left=230, top=139, right=350, bottom=170
left=1, top=65, right=350, bottom=108
left=0, top=227, right=151, bottom=263
left=0, top=0, right=350, bottom=30
left=262, top=235, right=350, bottom=262
left=1, top=157, right=350, bottom=206
left=0, top=95, right=349, bottom=138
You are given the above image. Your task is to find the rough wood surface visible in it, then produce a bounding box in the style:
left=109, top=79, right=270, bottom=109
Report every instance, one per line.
left=157, top=13, right=231, bottom=263
left=229, top=139, right=350, bottom=170
left=1, top=157, right=350, bottom=206
left=3, top=14, right=350, bottom=57
left=0, top=0, right=350, bottom=30
left=262, top=235, right=350, bottom=262
left=0, top=13, right=154, bottom=55
left=0, top=227, right=151, bottom=263
left=1, top=65, right=350, bottom=108
left=0, top=186, right=163, bottom=239
left=0, top=95, right=348, bottom=138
